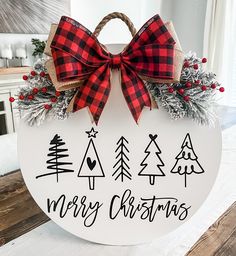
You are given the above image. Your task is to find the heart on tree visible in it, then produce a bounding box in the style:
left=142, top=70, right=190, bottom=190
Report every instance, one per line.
left=87, top=157, right=96, bottom=170
left=78, top=128, right=105, bottom=190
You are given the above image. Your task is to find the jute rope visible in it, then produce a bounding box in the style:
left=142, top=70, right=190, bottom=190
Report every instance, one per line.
left=93, top=12, right=137, bottom=37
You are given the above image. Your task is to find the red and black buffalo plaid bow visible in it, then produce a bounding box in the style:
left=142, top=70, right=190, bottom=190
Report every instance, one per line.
left=51, top=15, right=176, bottom=124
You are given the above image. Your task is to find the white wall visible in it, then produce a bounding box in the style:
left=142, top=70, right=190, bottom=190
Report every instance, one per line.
left=70, top=0, right=163, bottom=44
left=70, top=0, right=207, bottom=56
left=163, top=0, right=207, bottom=56
left=0, top=0, right=207, bottom=68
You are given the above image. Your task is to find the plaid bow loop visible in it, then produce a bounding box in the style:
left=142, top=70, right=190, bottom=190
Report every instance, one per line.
left=51, top=15, right=176, bottom=124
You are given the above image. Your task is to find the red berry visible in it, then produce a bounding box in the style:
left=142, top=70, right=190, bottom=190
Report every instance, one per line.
left=178, top=88, right=185, bottom=95
left=55, top=91, right=61, bottom=97
left=50, top=97, right=57, bottom=103
left=185, top=82, right=192, bottom=88
left=202, top=58, right=207, bottom=63
left=40, top=71, right=46, bottom=77
left=193, top=64, right=199, bottom=70
left=32, top=88, right=39, bottom=94
left=168, top=87, right=174, bottom=93
left=211, top=83, right=216, bottom=89
left=19, top=94, right=24, bottom=100
left=201, top=85, right=207, bottom=91
left=23, top=75, right=28, bottom=81
left=28, top=95, right=34, bottom=100
left=183, top=95, right=190, bottom=102
left=184, top=61, right=190, bottom=68
left=41, top=87, right=47, bottom=93
left=219, top=87, right=225, bottom=92
left=44, top=104, right=51, bottom=110
left=195, top=80, right=200, bottom=84
left=31, top=70, right=37, bottom=76
left=9, top=97, right=15, bottom=102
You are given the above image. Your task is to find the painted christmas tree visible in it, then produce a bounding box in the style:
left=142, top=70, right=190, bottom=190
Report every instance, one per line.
left=113, top=136, right=131, bottom=182
left=78, top=128, right=105, bottom=190
left=171, top=133, right=205, bottom=188
left=138, top=134, right=165, bottom=185
left=36, top=134, right=74, bottom=182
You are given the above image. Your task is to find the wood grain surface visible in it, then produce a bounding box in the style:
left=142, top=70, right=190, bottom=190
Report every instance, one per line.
left=0, top=170, right=49, bottom=246
left=187, top=201, right=236, bottom=256
left=0, top=67, right=32, bottom=75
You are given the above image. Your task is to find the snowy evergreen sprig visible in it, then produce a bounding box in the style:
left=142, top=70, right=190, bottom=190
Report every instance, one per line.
left=147, top=52, right=224, bottom=125
left=10, top=60, right=75, bottom=126
left=16, top=85, right=75, bottom=126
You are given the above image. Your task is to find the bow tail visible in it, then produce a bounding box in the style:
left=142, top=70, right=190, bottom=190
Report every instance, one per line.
left=73, top=64, right=111, bottom=124
left=120, top=64, right=151, bottom=123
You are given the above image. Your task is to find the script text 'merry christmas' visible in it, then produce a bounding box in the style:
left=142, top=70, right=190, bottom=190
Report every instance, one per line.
left=47, top=189, right=191, bottom=227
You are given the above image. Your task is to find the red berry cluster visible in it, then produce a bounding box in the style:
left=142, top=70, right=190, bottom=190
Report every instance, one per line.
left=9, top=70, right=61, bottom=110
left=167, top=57, right=225, bottom=102
left=22, top=70, right=46, bottom=81
left=183, top=57, right=207, bottom=70
left=44, top=93, right=61, bottom=110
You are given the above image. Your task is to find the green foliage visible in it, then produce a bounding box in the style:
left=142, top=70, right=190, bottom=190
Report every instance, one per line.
left=31, top=38, right=46, bottom=58
left=147, top=53, right=221, bottom=126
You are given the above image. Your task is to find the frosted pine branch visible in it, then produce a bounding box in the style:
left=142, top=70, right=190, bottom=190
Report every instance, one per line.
left=147, top=52, right=223, bottom=125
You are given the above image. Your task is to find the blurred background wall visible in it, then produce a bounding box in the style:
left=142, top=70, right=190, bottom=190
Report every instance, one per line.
left=0, top=0, right=207, bottom=67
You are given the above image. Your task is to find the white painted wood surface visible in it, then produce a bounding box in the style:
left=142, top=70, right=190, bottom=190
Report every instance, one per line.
left=17, top=61, right=221, bottom=245
left=1, top=125, right=236, bottom=255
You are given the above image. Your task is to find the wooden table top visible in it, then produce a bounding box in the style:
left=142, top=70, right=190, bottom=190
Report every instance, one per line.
left=0, top=170, right=49, bottom=245
left=0, top=170, right=236, bottom=255
left=0, top=67, right=32, bottom=75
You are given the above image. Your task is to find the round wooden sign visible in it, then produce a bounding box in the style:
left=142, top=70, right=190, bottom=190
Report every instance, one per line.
left=18, top=45, right=222, bottom=245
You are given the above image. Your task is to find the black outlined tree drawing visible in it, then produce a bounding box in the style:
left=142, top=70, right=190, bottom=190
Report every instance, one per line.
left=78, top=128, right=104, bottom=190
left=113, top=136, right=131, bottom=182
left=171, top=133, right=205, bottom=188
left=138, top=134, right=165, bottom=185
left=36, top=134, right=74, bottom=182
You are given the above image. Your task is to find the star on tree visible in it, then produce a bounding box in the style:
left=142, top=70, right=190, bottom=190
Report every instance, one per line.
left=78, top=128, right=104, bottom=190
left=86, top=127, right=98, bottom=138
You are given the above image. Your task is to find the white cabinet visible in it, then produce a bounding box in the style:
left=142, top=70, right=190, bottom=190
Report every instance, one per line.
left=0, top=70, right=30, bottom=135
left=0, top=92, right=14, bottom=134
